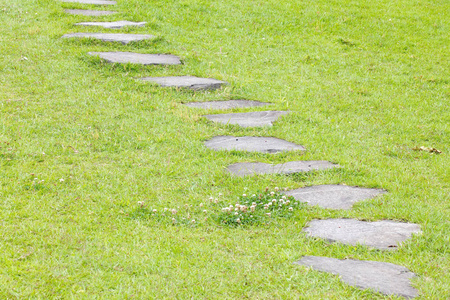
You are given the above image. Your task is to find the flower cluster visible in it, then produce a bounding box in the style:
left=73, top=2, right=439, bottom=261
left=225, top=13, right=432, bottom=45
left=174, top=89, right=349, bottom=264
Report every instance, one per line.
left=217, top=188, right=303, bottom=226
left=129, top=189, right=304, bottom=227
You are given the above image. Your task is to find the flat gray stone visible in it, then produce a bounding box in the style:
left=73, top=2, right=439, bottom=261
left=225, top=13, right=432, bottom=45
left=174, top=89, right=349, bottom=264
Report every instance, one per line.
left=75, top=21, right=146, bottom=29
left=63, top=33, right=155, bottom=44
left=64, top=9, right=117, bottom=15
left=204, top=111, right=288, bottom=127
left=204, top=136, right=305, bottom=153
left=303, top=219, right=421, bottom=250
left=285, top=185, right=385, bottom=210
left=140, top=76, right=227, bottom=91
left=88, top=52, right=181, bottom=65
left=227, top=161, right=338, bottom=176
left=61, top=0, right=116, bottom=4
left=296, top=256, right=418, bottom=298
left=184, top=100, right=271, bottom=110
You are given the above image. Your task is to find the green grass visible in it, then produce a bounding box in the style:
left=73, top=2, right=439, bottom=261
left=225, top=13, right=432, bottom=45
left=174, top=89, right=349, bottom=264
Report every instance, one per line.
left=0, top=0, right=449, bottom=298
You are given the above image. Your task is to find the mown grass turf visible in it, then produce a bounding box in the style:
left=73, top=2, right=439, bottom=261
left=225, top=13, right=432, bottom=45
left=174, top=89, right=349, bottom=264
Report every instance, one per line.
left=0, top=0, right=449, bottom=298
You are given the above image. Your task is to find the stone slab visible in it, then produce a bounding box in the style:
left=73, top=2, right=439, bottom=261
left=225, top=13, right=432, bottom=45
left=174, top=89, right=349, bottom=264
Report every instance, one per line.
left=295, top=256, right=418, bottom=298
left=88, top=52, right=181, bottom=65
left=75, top=21, right=146, bottom=29
left=227, top=161, right=338, bottom=176
left=204, top=111, right=288, bottom=127
left=64, top=9, right=117, bottom=15
left=140, top=76, right=227, bottom=91
left=303, top=219, right=421, bottom=250
left=63, top=33, right=155, bottom=44
left=204, top=136, right=305, bottom=153
left=284, top=185, right=385, bottom=210
left=61, top=0, right=116, bottom=5
left=184, top=100, right=271, bottom=110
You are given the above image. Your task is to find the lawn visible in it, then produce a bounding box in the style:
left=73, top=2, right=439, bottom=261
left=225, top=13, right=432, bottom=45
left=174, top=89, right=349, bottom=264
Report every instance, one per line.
left=0, top=0, right=449, bottom=298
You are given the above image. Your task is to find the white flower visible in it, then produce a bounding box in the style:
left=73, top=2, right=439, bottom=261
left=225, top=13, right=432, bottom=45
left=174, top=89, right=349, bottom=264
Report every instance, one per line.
left=289, top=207, right=293, bottom=211
left=137, top=201, right=144, bottom=206
left=172, top=218, right=176, bottom=223
left=266, top=213, right=271, bottom=217
left=192, top=219, right=196, bottom=223
left=152, top=209, right=157, bottom=213
left=218, top=193, right=223, bottom=197
left=275, top=187, right=279, bottom=191
left=171, top=209, right=177, bottom=215
left=199, top=203, right=204, bottom=207
left=286, top=200, right=290, bottom=205
left=252, top=202, right=257, bottom=206
left=242, top=194, right=247, bottom=197
left=272, top=199, right=277, bottom=203
left=282, top=196, right=286, bottom=199
left=59, top=178, right=64, bottom=182
left=270, top=192, right=275, bottom=195
left=236, top=218, right=241, bottom=223
left=203, top=210, right=207, bottom=213
left=209, top=197, right=214, bottom=201
left=234, top=212, right=239, bottom=215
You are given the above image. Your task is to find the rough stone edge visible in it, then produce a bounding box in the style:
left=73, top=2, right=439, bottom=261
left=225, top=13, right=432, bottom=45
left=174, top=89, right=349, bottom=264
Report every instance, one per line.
left=226, top=161, right=338, bottom=176
left=183, top=100, right=272, bottom=109
left=294, top=256, right=419, bottom=299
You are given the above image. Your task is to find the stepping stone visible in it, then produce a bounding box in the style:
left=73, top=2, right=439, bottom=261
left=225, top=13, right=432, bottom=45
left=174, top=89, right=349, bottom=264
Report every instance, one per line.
left=295, top=256, right=418, bottom=298
left=140, top=76, right=227, bottom=91
left=63, top=33, right=155, bottom=44
left=284, top=185, right=385, bottom=210
left=204, top=111, right=288, bottom=127
left=204, top=136, right=305, bottom=153
left=303, top=219, right=421, bottom=250
left=184, top=100, right=271, bottom=110
left=227, top=161, right=338, bottom=176
left=64, top=9, right=117, bottom=16
left=75, top=21, right=146, bottom=29
left=88, top=52, right=181, bottom=65
left=61, top=0, right=116, bottom=4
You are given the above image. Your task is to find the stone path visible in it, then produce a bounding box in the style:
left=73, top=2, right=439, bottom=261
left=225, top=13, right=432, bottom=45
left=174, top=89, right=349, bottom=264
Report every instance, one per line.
left=204, top=111, right=288, bottom=127
left=303, top=219, right=421, bottom=250
left=63, top=33, right=155, bottom=44
left=184, top=100, right=271, bottom=109
left=296, top=256, right=418, bottom=299
left=64, top=9, right=117, bottom=16
left=227, top=161, right=338, bottom=176
left=204, top=136, right=305, bottom=153
left=88, top=52, right=181, bottom=65
left=140, top=76, right=227, bottom=91
left=61, top=0, right=116, bottom=4
left=75, top=21, right=146, bottom=29
left=284, top=185, right=385, bottom=210
left=57, top=0, right=425, bottom=296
